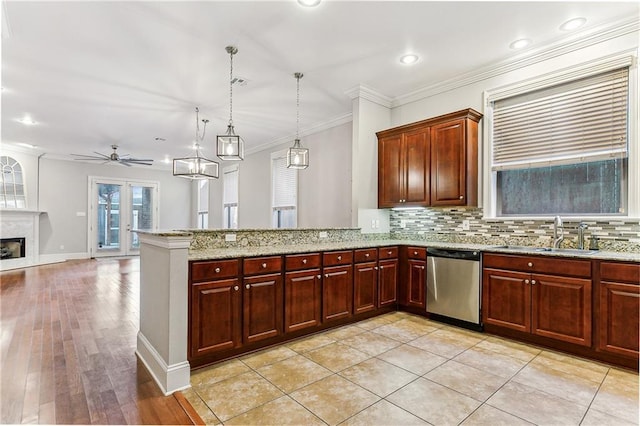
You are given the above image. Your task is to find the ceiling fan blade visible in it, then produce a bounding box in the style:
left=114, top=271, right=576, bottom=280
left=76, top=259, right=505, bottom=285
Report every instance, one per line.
left=118, top=160, right=133, bottom=167
left=92, top=152, right=111, bottom=159
left=71, top=153, right=109, bottom=160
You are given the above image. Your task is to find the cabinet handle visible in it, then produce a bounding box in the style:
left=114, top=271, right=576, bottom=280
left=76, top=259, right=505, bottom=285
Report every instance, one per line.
left=365, top=253, right=370, bottom=257
left=527, top=262, right=533, bottom=267
left=421, top=266, right=425, bottom=270
left=459, top=195, right=464, bottom=200
left=380, top=265, right=384, bottom=269
left=302, top=259, right=307, bottom=264
left=413, top=251, right=418, bottom=255
left=325, top=274, right=329, bottom=278
left=531, top=280, right=536, bottom=285
left=261, top=263, right=267, bottom=268
left=374, top=266, right=378, bottom=270
left=317, top=275, right=321, bottom=279
left=524, top=279, right=530, bottom=284
left=215, top=267, right=221, bottom=273
left=337, top=255, right=342, bottom=261
left=234, top=286, right=239, bottom=291
left=245, top=284, right=250, bottom=289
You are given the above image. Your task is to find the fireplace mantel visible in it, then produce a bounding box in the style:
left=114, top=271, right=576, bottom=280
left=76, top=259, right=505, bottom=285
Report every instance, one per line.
left=0, top=209, right=44, bottom=271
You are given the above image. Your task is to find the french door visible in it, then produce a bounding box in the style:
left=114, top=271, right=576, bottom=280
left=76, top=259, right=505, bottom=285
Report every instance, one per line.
left=89, top=177, right=159, bottom=257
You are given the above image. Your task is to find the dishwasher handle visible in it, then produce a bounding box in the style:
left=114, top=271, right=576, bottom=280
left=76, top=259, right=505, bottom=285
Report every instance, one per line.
left=427, top=248, right=480, bottom=261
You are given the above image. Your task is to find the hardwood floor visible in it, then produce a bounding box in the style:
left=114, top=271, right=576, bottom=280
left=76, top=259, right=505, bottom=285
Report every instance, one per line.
left=1, top=258, right=196, bottom=425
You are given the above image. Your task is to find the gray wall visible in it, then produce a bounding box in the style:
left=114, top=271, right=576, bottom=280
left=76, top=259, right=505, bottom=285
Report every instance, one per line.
left=209, top=121, right=353, bottom=229
left=38, top=157, right=191, bottom=255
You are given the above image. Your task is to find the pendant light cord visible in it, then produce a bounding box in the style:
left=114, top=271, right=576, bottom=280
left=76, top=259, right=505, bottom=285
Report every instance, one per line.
left=296, top=74, right=300, bottom=140
left=229, top=50, right=234, bottom=126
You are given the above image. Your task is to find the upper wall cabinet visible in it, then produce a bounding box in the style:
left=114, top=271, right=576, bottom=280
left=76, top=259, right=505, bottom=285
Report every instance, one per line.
left=377, top=109, right=482, bottom=208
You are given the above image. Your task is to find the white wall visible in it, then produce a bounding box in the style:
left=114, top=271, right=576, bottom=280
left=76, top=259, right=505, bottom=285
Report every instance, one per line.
left=208, top=121, right=353, bottom=229
left=37, top=156, right=191, bottom=256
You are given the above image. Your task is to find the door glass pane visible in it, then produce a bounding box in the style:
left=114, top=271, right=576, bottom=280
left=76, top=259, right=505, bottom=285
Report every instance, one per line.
left=129, top=185, right=154, bottom=250
left=97, top=183, right=121, bottom=251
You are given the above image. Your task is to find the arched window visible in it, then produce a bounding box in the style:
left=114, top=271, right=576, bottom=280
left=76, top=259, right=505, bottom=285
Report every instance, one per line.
left=0, top=156, right=26, bottom=208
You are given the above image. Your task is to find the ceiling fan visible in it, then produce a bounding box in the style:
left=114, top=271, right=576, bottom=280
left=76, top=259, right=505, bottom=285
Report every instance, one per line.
left=72, top=144, right=154, bottom=166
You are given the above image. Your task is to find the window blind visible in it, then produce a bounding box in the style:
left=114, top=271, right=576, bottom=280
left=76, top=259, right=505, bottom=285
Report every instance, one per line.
left=491, top=67, right=629, bottom=171
left=223, top=166, right=238, bottom=205
left=198, top=179, right=208, bottom=211
left=272, top=156, right=297, bottom=208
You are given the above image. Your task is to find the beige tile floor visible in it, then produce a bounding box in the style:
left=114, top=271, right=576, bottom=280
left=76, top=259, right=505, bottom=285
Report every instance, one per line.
left=183, top=312, right=639, bottom=426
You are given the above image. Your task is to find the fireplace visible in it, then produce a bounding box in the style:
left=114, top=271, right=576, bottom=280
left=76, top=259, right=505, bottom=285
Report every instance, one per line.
left=0, top=237, right=26, bottom=260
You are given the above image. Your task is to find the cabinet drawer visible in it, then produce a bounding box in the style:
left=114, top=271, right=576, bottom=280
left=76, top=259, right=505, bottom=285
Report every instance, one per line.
left=379, top=246, right=398, bottom=259
left=483, top=253, right=591, bottom=278
left=244, top=256, right=282, bottom=276
left=354, top=248, right=377, bottom=263
left=285, top=253, right=321, bottom=271
left=407, top=246, right=427, bottom=260
left=600, top=262, right=640, bottom=284
left=191, top=259, right=240, bottom=282
left=323, top=250, right=353, bottom=266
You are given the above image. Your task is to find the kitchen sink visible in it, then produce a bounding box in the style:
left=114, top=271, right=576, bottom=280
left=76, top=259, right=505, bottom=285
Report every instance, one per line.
left=535, top=247, right=599, bottom=255
left=491, top=245, right=537, bottom=251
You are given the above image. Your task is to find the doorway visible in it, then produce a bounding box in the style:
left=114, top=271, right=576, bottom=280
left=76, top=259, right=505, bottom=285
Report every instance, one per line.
left=89, top=177, right=158, bottom=257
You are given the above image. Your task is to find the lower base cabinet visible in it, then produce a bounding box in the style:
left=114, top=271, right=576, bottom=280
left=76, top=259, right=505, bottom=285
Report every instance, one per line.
left=323, top=265, right=353, bottom=322
left=243, top=273, right=283, bottom=344
left=597, top=261, right=640, bottom=358
left=378, top=247, right=399, bottom=308
left=284, top=268, right=322, bottom=333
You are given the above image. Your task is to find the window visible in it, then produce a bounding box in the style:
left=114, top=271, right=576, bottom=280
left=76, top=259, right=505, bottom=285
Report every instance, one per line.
left=223, top=165, right=238, bottom=229
left=486, top=61, right=633, bottom=217
left=0, top=156, right=26, bottom=208
left=197, top=180, right=208, bottom=229
left=271, top=152, right=297, bottom=228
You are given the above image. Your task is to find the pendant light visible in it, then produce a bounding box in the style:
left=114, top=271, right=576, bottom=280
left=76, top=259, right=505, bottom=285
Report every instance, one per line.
left=173, top=107, right=219, bottom=179
left=287, top=72, right=309, bottom=169
left=217, top=45, right=245, bottom=161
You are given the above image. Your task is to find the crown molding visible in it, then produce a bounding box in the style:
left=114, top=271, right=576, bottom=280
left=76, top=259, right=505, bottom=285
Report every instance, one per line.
left=392, top=16, right=640, bottom=108
left=245, top=112, right=352, bottom=156
left=344, top=84, right=393, bottom=108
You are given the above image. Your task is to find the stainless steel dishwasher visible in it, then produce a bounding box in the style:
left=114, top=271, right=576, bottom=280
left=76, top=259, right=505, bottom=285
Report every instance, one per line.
left=426, top=248, right=481, bottom=331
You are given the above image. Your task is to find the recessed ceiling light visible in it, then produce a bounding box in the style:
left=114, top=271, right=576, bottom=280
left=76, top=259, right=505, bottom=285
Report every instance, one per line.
left=297, top=0, right=320, bottom=7
left=509, top=39, right=531, bottom=50
left=400, top=54, right=419, bottom=65
left=16, top=116, right=37, bottom=125
left=163, top=156, right=171, bottom=164
left=560, top=17, right=587, bottom=31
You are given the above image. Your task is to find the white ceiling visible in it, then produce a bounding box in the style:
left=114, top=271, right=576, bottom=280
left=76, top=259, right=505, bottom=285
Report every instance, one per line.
left=2, top=1, right=638, bottom=167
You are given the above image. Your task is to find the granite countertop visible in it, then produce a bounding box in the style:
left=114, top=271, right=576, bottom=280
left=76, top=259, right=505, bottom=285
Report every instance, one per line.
left=188, top=239, right=640, bottom=263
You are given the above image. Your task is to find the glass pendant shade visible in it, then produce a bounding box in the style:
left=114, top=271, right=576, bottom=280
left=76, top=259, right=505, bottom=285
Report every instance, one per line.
left=287, top=139, right=309, bottom=169
left=216, top=124, right=244, bottom=160
left=173, top=155, right=219, bottom=179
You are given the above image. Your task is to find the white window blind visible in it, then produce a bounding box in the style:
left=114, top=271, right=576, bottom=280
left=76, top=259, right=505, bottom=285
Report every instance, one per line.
left=198, top=180, right=208, bottom=211
left=223, top=166, right=238, bottom=205
left=272, top=156, right=297, bottom=208
left=491, top=67, right=629, bottom=170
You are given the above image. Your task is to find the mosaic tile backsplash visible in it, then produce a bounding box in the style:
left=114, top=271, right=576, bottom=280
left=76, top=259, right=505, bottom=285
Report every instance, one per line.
left=390, top=207, right=640, bottom=253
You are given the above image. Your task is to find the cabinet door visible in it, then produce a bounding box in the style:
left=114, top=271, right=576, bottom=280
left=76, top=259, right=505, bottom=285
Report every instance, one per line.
left=532, top=274, right=592, bottom=347
left=430, top=119, right=466, bottom=206
left=482, top=268, right=530, bottom=332
left=243, top=273, right=283, bottom=344
left=378, top=134, right=404, bottom=208
left=378, top=259, right=398, bottom=308
left=598, top=281, right=640, bottom=358
left=284, top=269, right=322, bottom=333
left=406, top=259, right=426, bottom=309
left=190, top=278, right=241, bottom=358
left=354, top=261, right=377, bottom=314
left=323, top=265, right=353, bottom=322
left=404, top=130, right=430, bottom=206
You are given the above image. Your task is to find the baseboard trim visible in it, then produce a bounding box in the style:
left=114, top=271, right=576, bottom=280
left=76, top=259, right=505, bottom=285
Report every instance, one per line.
left=136, top=332, right=191, bottom=396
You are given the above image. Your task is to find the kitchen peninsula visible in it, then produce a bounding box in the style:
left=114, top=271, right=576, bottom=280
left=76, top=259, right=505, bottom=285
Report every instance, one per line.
left=136, top=228, right=639, bottom=395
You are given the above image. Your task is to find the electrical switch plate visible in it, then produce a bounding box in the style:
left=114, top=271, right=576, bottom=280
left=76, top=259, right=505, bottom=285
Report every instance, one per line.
left=319, top=231, right=328, bottom=238
left=371, top=219, right=376, bottom=229
left=225, top=233, right=236, bottom=242
left=400, top=220, right=406, bottom=229
left=462, top=220, right=470, bottom=231
left=76, top=211, right=86, bottom=217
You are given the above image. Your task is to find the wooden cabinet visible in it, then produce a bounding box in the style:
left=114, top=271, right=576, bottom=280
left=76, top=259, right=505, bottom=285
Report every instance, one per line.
left=378, top=247, right=398, bottom=308
left=403, top=247, right=427, bottom=310
left=354, top=249, right=378, bottom=314
left=377, top=108, right=482, bottom=208
left=189, top=260, right=242, bottom=359
left=242, top=256, right=283, bottom=344
left=284, top=253, right=322, bottom=333
left=322, top=251, right=353, bottom=322
left=597, top=261, right=640, bottom=358
left=483, top=253, right=592, bottom=347
left=378, top=130, right=430, bottom=208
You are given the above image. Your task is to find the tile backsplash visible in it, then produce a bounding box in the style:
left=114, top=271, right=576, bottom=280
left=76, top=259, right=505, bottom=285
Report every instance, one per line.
left=390, top=208, right=640, bottom=253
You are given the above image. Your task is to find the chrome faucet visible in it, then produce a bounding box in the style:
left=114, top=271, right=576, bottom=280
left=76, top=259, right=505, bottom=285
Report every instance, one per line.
left=553, top=216, right=564, bottom=248
left=577, top=222, right=588, bottom=250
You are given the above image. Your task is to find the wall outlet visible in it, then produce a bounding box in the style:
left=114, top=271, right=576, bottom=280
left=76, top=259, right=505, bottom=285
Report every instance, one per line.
left=371, top=219, right=376, bottom=229
left=225, top=233, right=236, bottom=242
left=375, top=219, right=380, bottom=229
left=400, top=220, right=406, bottom=229
left=319, top=231, right=328, bottom=238
left=462, top=220, right=470, bottom=231
left=76, top=211, right=86, bottom=217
